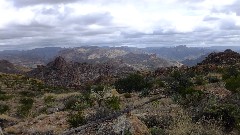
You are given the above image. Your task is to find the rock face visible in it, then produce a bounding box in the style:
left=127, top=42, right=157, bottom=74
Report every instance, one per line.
left=27, top=57, right=135, bottom=87
left=199, top=49, right=240, bottom=65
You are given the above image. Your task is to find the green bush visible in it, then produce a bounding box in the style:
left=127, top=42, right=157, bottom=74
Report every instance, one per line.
left=195, top=76, right=205, bottom=86
left=154, top=79, right=165, bottom=88
left=44, top=95, right=55, bottom=104
left=150, top=127, right=166, bottom=135
left=124, top=129, right=132, bottom=135
left=115, top=73, right=152, bottom=93
left=222, top=66, right=239, bottom=80
left=0, top=104, right=9, bottom=114
left=64, top=96, right=83, bottom=111
left=92, top=85, right=104, bottom=93
left=124, top=93, right=132, bottom=98
left=19, top=91, right=36, bottom=97
left=169, top=71, right=193, bottom=93
left=208, top=76, right=220, bottom=83
left=225, top=76, right=240, bottom=93
left=0, top=90, right=6, bottom=94
left=17, top=97, right=34, bottom=117
left=105, top=96, right=121, bottom=110
left=67, top=111, right=86, bottom=128
left=139, top=88, right=150, bottom=97
left=0, top=93, right=13, bottom=101
left=203, top=104, right=240, bottom=131
left=142, top=115, right=172, bottom=129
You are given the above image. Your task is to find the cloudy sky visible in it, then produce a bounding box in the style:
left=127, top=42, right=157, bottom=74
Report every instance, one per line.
left=0, top=0, right=240, bottom=50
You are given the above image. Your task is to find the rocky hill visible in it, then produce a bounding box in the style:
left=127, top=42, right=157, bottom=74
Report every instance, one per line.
left=198, top=49, right=240, bottom=65
left=27, top=57, right=135, bottom=87
left=0, top=60, right=27, bottom=74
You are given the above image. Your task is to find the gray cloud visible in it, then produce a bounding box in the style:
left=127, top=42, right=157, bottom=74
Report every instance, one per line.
left=11, top=0, right=81, bottom=7
left=203, top=16, right=220, bottom=22
left=219, top=18, right=240, bottom=30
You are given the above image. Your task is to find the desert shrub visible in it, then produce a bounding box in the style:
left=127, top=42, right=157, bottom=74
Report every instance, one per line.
left=172, top=87, right=204, bottom=107
left=64, top=94, right=93, bottom=111
left=0, top=90, right=6, bottom=94
left=19, top=91, right=36, bottom=97
left=64, top=96, right=83, bottom=111
left=67, top=111, right=86, bottom=128
left=44, top=95, right=56, bottom=106
left=17, top=97, right=34, bottom=117
left=115, top=73, right=152, bottom=93
left=139, top=88, right=150, bottom=97
left=169, top=71, right=193, bottom=93
left=123, top=129, right=132, bottom=135
left=0, top=94, right=13, bottom=101
left=142, top=115, right=173, bottom=129
left=203, top=104, right=240, bottom=132
left=195, top=76, right=205, bottom=86
left=225, top=76, right=240, bottom=93
left=92, top=85, right=104, bottom=93
left=88, top=107, right=112, bottom=121
left=150, top=127, right=166, bottom=135
left=0, top=104, right=9, bottom=114
left=124, top=93, right=132, bottom=98
left=208, top=76, right=220, bottom=83
left=222, top=66, right=239, bottom=80
left=154, top=79, right=165, bottom=88
left=105, top=96, right=121, bottom=110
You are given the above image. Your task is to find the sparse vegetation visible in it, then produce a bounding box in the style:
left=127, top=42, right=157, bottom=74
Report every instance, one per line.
left=115, top=73, right=152, bottom=93
left=124, top=93, right=132, bottom=98
left=17, top=97, right=34, bottom=117
left=0, top=104, right=9, bottom=114
left=67, top=111, right=86, bottom=128
left=105, top=96, right=121, bottom=110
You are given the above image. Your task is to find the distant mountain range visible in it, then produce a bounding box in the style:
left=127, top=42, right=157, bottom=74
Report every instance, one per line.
left=0, top=47, right=63, bottom=68
left=1, top=45, right=240, bottom=68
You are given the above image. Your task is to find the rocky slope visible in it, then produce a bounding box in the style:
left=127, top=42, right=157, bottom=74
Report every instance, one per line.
left=198, top=49, right=240, bottom=66
left=0, top=60, right=27, bottom=74
left=27, top=56, right=135, bottom=87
